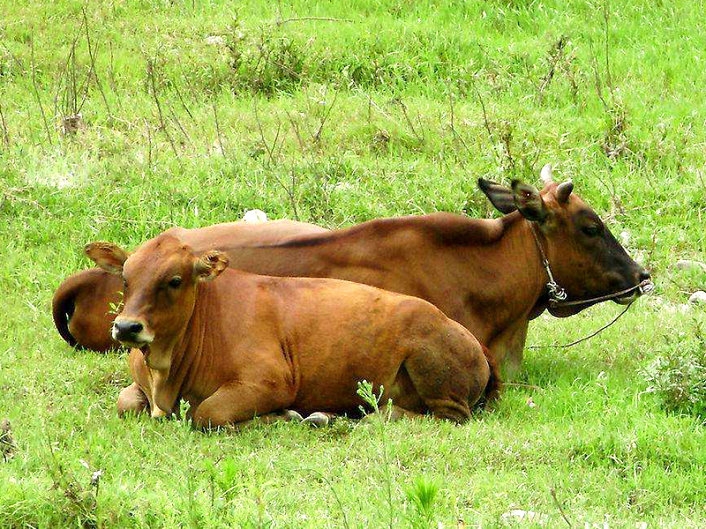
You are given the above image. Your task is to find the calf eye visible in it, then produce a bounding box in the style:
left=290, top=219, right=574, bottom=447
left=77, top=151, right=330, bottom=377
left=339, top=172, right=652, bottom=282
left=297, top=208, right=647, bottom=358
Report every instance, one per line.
left=581, top=225, right=601, bottom=237
left=168, top=276, right=182, bottom=288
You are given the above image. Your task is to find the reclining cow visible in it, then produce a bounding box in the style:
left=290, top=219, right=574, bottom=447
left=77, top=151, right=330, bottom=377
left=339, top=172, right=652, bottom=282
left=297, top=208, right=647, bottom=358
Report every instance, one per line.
left=55, top=166, right=652, bottom=369
left=85, top=235, right=500, bottom=428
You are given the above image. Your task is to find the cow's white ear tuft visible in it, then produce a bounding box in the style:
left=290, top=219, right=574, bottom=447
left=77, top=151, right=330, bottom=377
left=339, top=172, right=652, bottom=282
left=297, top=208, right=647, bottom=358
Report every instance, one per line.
left=85, top=242, right=128, bottom=274
left=195, top=251, right=229, bottom=282
left=540, top=163, right=554, bottom=185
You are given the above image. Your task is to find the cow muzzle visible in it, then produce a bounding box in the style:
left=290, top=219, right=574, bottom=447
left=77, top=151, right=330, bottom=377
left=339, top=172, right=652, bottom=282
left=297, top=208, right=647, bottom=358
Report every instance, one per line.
left=112, top=317, right=154, bottom=347
left=614, top=270, right=653, bottom=305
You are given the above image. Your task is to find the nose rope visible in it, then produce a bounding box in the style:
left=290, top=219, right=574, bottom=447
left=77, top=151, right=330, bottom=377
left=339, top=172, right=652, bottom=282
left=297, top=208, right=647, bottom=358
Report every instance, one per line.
left=527, top=300, right=635, bottom=349
left=529, top=225, right=567, bottom=303
left=529, top=223, right=653, bottom=308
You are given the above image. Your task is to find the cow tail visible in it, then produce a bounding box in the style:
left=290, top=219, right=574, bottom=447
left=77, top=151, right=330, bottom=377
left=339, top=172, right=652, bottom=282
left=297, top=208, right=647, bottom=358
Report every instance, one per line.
left=52, top=276, right=79, bottom=347
left=481, top=345, right=502, bottom=403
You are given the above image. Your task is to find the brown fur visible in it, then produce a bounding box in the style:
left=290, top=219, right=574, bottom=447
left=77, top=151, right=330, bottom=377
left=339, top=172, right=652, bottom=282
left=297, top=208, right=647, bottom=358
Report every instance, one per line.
left=55, top=179, right=648, bottom=369
left=91, top=236, right=495, bottom=428
left=52, top=268, right=123, bottom=351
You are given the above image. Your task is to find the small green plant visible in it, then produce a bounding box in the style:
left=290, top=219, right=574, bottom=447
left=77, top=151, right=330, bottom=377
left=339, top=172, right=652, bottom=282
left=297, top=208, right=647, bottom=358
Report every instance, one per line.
left=204, top=456, right=240, bottom=503
left=642, top=320, right=706, bottom=421
left=44, top=444, right=102, bottom=528
left=226, top=21, right=304, bottom=95
left=405, top=476, right=439, bottom=529
left=107, top=290, right=123, bottom=316
left=357, top=380, right=396, bottom=527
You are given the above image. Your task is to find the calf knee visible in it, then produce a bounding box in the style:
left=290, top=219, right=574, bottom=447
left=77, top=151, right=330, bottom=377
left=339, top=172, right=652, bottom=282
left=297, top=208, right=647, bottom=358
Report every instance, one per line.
left=117, top=383, right=149, bottom=417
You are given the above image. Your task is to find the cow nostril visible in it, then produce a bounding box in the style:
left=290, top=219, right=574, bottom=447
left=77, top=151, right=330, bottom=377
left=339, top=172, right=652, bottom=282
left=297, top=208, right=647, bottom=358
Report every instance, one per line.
left=116, top=321, right=143, bottom=335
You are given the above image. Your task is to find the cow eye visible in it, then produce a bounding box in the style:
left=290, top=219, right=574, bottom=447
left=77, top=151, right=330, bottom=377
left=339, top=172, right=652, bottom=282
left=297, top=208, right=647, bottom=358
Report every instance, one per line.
left=581, top=225, right=601, bottom=237
left=122, top=278, right=128, bottom=289
left=168, top=276, right=182, bottom=289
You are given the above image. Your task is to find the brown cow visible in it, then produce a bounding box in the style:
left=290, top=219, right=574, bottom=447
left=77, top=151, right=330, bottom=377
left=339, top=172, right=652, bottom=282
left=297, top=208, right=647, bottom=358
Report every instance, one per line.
left=53, top=219, right=330, bottom=351
left=85, top=235, right=500, bottom=428
left=56, top=166, right=651, bottom=368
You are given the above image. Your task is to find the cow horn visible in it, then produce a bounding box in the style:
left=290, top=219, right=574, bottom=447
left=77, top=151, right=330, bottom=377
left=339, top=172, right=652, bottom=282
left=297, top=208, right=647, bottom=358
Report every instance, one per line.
left=540, top=163, right=554, bottom=185
left=556, top=180, right=574, bottom=204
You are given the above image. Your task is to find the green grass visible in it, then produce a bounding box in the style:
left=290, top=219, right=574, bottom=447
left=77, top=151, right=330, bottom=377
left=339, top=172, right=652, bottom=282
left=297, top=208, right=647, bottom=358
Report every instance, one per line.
left=1, top=0, right=705, bottom=527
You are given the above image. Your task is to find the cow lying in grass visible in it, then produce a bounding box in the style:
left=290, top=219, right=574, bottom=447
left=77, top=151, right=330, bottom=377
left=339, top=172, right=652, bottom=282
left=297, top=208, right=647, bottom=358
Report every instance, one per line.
left=57, top=166, right=652, bottom=369
left=86, top=235, right=500, bottom=428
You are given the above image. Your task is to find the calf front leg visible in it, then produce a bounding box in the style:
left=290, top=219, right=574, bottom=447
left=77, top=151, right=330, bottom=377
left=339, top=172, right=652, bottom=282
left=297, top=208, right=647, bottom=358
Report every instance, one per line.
left=123, top=348, right=174, bottom=419
left=191, top=381, right=294, bottom=430
left=117, top=383, right=149, bottom=417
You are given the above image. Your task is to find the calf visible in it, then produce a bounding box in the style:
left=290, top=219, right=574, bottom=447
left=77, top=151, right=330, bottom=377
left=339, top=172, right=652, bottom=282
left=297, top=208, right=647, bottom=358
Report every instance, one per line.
left=86, top=235, right=499, bottom=428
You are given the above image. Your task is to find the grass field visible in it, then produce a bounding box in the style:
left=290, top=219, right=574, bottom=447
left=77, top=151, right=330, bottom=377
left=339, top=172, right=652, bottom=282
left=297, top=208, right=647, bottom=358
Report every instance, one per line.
left=1, top=1, right=705, bottom=527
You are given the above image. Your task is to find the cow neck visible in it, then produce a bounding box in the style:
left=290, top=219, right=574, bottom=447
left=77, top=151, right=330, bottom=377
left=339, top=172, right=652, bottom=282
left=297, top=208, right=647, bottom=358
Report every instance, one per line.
left=457, top=213, right=549, bottom=342
left=147, top=286, right=209, bottom=411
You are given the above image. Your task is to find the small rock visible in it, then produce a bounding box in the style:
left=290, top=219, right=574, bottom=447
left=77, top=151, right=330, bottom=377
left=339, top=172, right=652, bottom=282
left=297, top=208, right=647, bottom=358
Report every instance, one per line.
left=332, top=182, right=355, bottom=193
left=676, top=259, right=706, bottom=273
left=242, top=209, right=268, bottom=224
left=501, top=509, right=548, bottom=526
left=204, top=35, right=225, bottom=46
left=689, top=291, right=706, bottom=305
left=302, top=412, right=331, bottom=428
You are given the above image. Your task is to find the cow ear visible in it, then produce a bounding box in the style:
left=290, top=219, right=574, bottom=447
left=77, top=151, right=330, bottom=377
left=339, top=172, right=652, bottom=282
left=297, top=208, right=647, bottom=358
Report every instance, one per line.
left=194, top=250, right=229, bottom=282
left=85, top=242, right=128, bottom=274
left=511, top=180, right=548, bottom=222
left=478, top=179, right=518, bottom=214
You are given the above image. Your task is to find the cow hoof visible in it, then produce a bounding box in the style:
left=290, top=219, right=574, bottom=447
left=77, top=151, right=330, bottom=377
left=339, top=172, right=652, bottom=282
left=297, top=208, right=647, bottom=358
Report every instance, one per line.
left=283, top=410, right=304, bottom=422
left=302, top=412, right=330, bottom=428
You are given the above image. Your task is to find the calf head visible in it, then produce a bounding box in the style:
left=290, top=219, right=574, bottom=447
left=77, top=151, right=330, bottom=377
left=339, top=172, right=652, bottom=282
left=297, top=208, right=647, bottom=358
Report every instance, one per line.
left=85, top=235, right=228, bottom=369
left=479, top=164, right=651, bottom=316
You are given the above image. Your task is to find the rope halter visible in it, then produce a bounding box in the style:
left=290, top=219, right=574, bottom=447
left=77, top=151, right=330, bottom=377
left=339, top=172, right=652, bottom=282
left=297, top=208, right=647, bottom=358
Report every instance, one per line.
left=529, top=223, right=653, bottom=308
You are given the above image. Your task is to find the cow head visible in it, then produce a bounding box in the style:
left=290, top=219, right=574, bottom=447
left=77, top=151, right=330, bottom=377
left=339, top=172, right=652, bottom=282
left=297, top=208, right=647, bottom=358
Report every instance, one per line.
left=85, top=236, right=229, bottom=369
left=478, top=164, right=651, bottom=316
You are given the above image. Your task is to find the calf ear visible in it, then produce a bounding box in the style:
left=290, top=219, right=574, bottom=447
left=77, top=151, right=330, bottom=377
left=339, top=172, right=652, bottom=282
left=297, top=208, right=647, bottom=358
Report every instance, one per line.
left=511, top=180, right=548, bottom=222
left=85, top=242, right=128, bottom=274
left=194, top=251, right=229, bottom=282
left=478, top=179, right=518, bottom=214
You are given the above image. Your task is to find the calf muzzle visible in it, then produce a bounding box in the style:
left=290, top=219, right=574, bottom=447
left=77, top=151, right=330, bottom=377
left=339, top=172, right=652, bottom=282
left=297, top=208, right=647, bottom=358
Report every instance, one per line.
left=112, top=318, right=149, bottom=346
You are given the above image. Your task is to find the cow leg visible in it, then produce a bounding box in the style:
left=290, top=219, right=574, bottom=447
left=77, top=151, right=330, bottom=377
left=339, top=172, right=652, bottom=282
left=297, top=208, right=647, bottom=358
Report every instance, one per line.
left=402, top=345, right=490, bottom=423
left=488, top=321, right=528, bottom=376
left=363, top=405, right=424, bottom=422
left=117, top=382, right=149, bottom=417
left=121, top=348, right=175, bottom=419
left=301, top=411, right=338, bottom=427
left=191, top=382, right=294, bottom=430
left=226, top=410, right=304, bottom=431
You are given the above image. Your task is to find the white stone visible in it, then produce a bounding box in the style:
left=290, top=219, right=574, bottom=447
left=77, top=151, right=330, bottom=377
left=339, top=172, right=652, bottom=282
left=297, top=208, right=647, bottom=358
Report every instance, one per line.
left=689, top=291, right=706, bottom=304
left=501, top=510, right=548, bottom=525
left=242, top=209, right=268, bottom=224
left=204, top=35, right=225, bottom=46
